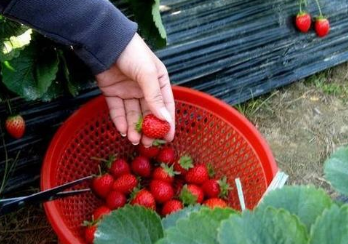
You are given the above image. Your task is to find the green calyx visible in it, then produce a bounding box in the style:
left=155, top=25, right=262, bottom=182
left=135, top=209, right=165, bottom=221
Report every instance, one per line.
left=161, top=163, right=179, bottom=177
left=179, top=185, right=197, bottom=205
left=218, top=176, right=232, bottom=199
left=179, top=155, right=194, bottom=170
left=136, top=117, right=143, bottom=133
left=152, top=139, right=166, bottom=147
left=207, top=164, right=216, bottom=178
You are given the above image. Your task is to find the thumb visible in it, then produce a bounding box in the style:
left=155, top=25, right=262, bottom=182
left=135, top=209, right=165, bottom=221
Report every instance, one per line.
left=136, top=68, right=172, bottom=123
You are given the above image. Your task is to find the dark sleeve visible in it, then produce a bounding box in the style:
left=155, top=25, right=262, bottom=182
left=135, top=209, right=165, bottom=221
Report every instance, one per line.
left=0, top=0, right=138, bottom=75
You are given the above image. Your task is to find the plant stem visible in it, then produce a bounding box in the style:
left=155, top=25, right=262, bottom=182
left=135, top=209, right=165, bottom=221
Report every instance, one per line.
left=299, top=0, right=302, bottom=13
left=6, top=99, right=12, bottom=115
left=314, top=0, right=323, bottom=17
left=0, top=125, right=8, bottom=195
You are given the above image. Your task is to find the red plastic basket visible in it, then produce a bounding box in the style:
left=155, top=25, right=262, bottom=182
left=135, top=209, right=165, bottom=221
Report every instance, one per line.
left=41, top=86, right=277, bottom=244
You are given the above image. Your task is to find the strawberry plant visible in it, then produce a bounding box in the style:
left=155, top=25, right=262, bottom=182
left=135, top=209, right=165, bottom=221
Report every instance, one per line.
left=92, top=146, right=348, bottom=244
left=0, top=0, right=167, bottom=102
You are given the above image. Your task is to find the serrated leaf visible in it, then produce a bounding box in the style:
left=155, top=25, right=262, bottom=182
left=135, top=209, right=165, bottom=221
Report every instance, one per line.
left=0, top=17, right=28, bottom=39
left=95, top=205, right=163, bottom=244
left=218, top=207, right=308, bottom=244
left=309, top=205, right=348, bottom=244
left=157, top=207, right=236, bottom=244
left=0, top=28, right=32, bottom=62
left=162, top=205, right=202, bottom=230
left=1, top=41, right=59, bottom=100
left=127, top=0, right=167, bottom=48
left=258, top=185, right=332, bottom=230
left=324, top=147, right=348, bottom=196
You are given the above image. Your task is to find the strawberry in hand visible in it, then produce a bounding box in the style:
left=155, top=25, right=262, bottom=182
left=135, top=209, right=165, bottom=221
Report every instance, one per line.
left=136, top=114, right=170, bottom=139
left=5, top=114, right=25, bottom=139
left=295, top=12, right=311, bottom=33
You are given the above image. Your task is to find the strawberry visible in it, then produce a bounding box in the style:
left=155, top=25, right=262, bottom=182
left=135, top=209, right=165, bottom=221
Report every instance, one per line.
left=131, top=156, right=152, bottom=177
left=106, top=191, right=127, bottom=210
left=84, top=224, right=97, bottom=244
left=5, top=114, right=25, bottom=139
left=202, top=179, right=220, bottom=198
left=131, top=189, right=156, bottom=210
left=109, top=158, right=130, bottom=178
left=92, top=206, right=111, bottom=221
left=295, top=12, right=311, bottom=33
left=136, top=114, right=170, bottom=139
left=138, top=140, right=165, bottom=158
left=92, top=173, right=114, bottom=198
left=315, top=17, right=330, bottom=37
left=204, top=198, right=228, bottom=209
left=180, top=184, right=204, bottom=205
left=162, top=200, right=183, bottom=216
left=157, top=147, right=175, bottom=165
left=153, top=164, right=177, bottom=184
left=202, top=177, right=231, bottom=199
left=150, top=180, right=174, bottom=203
left=174, top=177, right=185, bottom=196
left=113, top=174, right=138, bottom=194
left=185, top=164, right=209, bottom=185
left=174, top=155, right=193, bottom=176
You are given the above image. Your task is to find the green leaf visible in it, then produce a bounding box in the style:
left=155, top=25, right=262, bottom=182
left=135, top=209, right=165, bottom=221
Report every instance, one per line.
left=157, top=207, right=236, bottom=244
left=127, top=0, right=167, bottom=48
left=1, top=41, right=59, bottom=100
left=0, top=28, right=32, bottom=62
left=324, top=147, right=348, bottom=196
left=258, top=186, right=332, bottom=230
left=0, top=17, right=31, bottom=61
left=162, top=205, right=202, bottom=230
left=95, top=205, right=163, bottom=244
left=309, top=205, right=348, bottom=244
left=218, top=207, right=308, bottom=244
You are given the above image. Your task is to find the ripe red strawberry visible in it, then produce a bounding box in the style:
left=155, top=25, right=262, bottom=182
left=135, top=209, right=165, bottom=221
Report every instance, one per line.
left=136, top=114, right=170, bottom=139
left=106, top=191, right=127, bottom=210
left=109, top=158, right=130, bottom=178
left=157, top=147, right=175, bottom=165
left=153, top=164, right=177, bottom=184
left=174, top=155, right=193, bottom=176
left=150, top=180, right=174, bottom=203
left=84, top=224, right=97, bottom=244
left=92, top=173, right=114, bottom=198
left=180, top=184, right=204, bottom=204
left=202, top=177, right=231, bottom=198
left=162, top=200, right=183, bottom=216
left=315, top=17, right=330, bottom=37
left=5, top=115, right=25, bottom=139
left=113, top=174, right=138, bottom=194
left=131, top=189, right=156, bottom=210
left=295, top=12, right=311, bottom=33
left=202, top=179, right=220, bottom=198
left=204, top=198, right=228, bottom=209
left=131, top=156, right=152, bottom=177
left=92, top=206, right=111, bottom=221
left=185, top=164, right=209, bottom=185
left=138, top=140, right=165, bottom=158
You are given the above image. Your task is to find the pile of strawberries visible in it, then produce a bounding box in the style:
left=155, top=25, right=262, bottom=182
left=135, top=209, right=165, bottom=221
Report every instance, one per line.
left=83, top=141, right=231, bottom=243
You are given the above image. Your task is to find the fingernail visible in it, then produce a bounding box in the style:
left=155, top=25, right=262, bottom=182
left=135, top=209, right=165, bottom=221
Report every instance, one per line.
left=132, top=142, right=139, bottom=146
left=160, top=108, right=172, bottom=123
left=144, top=145, right=151, bottom=148
left=120, top=132, right=126, bottom=137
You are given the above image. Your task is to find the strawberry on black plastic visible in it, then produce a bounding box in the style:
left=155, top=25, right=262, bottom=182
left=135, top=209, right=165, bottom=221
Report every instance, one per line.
left=5, top=114, right=25, bottom=139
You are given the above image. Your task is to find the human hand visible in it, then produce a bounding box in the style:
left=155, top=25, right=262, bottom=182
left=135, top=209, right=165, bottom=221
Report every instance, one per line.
left=96, top=33, right=175, bottom=147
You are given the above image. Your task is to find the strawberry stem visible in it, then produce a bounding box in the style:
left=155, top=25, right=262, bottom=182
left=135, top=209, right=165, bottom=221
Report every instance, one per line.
left=6, top=99, right=12, bottom=115
left=90, top=156, right=108, bottom=163
left=314, top=0, right=323, bottom=17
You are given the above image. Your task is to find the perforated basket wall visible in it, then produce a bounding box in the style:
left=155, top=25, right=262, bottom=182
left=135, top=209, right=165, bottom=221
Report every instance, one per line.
left=41, top=86, right=277, bottom=244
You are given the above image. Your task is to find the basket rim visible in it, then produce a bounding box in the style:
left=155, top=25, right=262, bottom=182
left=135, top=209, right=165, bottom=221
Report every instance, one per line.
left=41, top=85, right=277, bottom=243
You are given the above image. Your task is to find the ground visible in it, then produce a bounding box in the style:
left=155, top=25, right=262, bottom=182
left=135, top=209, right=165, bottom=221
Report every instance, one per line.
left=1, top=63, right=348, bottom=243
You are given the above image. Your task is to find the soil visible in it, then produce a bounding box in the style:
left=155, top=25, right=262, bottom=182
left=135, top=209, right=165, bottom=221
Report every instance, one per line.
left=1, top=63, right=348, bottom=243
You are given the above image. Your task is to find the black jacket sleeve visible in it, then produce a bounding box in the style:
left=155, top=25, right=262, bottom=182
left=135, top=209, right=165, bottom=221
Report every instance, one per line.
left=0, top=0, right=138, bottom=75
